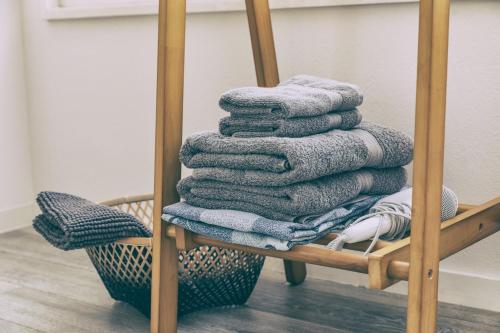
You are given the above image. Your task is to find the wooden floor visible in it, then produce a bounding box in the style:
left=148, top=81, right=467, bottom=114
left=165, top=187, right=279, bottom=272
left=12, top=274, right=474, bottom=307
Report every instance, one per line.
left=0, top=228, right=499, bottom=333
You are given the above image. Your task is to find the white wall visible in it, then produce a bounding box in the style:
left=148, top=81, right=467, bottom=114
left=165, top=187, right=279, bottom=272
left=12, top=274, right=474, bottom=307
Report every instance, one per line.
left=21, top=0, right=500, bottom=308
left=0, top=0, right=34, bottom=232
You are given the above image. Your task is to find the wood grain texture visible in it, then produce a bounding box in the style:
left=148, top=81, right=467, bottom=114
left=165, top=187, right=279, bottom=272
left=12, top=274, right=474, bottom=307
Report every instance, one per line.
left=245, top=0, right=279, bottom=87
left=151, top=0, right=187, bottom=332
left=175, top=232, right=369, bottom=273
left=1, top=228, right=499, bottom=333
left=407, top=0, right=451, bottom=332
left=179, top=307, right=347, bottom=333
left=0, top=320, right=42, bottom=333
left=258, top=268, right=500, bottom=333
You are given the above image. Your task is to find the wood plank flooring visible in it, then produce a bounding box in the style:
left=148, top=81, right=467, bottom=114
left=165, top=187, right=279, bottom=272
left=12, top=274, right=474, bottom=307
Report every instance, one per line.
left=0, top=228, right=498, bottom=333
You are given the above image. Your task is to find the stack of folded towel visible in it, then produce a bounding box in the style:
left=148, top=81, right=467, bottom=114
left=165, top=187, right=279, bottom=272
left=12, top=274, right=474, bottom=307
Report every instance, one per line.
left=163, top=75, right=413, bottom=250
left=219, top=75, right=363, bottom=138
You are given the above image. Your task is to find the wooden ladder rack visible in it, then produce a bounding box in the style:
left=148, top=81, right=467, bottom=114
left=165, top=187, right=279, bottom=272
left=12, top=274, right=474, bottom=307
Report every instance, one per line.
left=150, top=1, right=500, bottom=332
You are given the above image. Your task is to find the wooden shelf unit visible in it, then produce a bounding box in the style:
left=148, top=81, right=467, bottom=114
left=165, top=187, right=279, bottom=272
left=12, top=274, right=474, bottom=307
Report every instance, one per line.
left=150, top=1, right=500, bottom=332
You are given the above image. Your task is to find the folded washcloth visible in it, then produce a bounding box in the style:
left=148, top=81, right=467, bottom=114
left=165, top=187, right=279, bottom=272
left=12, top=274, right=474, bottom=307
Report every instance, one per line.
left=178, top=167, right=407, bottom=221
left=219, top=75, right=363, bottom=118
left=33, top=192, right=152, bottom=251
left=219, top=109, right=362, bottom=138
left=162, top=196, right=382, bottom=251
left=180, top=122, right=413, bottom=186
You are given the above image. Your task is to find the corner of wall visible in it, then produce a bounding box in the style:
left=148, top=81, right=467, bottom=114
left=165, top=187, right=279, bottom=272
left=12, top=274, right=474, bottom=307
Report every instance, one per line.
left=0, top=202, right=36, bottom=234
left=0, top=0, right=36, bottom=233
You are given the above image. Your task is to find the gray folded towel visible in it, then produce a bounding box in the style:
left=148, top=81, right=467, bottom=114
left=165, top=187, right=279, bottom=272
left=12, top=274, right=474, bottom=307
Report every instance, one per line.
left=219, top=75, right=363, bottom=118
left=162, top=195, right=382, bottom=251
left=180, top=122, right=413, bottom=186
left=219, top=109, right=362, bottom=138
left=178, top=168, right=407, bottom=221
left=33, top=192, right=152, bottom=250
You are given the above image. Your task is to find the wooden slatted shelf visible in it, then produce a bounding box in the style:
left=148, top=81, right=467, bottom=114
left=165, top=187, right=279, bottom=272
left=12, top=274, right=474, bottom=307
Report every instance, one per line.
left=163, top=197, right=500, bottom=286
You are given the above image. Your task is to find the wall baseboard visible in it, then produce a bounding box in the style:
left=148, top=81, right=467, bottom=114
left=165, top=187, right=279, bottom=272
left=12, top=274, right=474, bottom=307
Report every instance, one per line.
left=264, top=257, right=500, bottom=312
left=0, top=202, right=35, bottom=234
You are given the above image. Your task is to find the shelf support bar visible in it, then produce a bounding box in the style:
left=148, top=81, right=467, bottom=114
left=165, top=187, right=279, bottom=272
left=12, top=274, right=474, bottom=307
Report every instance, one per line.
left=407, top=0, right=451, bottom=332
left=245, top=0, right=307, bottom=285
left=151, top=0, right=188, bottom=332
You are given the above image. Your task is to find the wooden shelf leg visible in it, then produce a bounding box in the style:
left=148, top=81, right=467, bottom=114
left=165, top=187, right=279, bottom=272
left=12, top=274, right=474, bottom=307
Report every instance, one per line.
left=245, top=0, right=307, bottom=285
left=151, top=0, right=187, bottom=332
left=151, top=235, right=179, bottom=333
left=407, top=0, right=451, bottom=332
left=283, top=260, right=307, bottom=285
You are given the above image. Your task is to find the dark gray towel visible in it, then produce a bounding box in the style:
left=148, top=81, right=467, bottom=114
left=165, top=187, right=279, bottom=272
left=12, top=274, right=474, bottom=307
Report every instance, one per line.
left=178, top=168, right=407, bottom=221
left=219, top=109, right=362, bottom=138
left=180, top=122, right=413, bottom=186
left=33, top=192, right=152, bottom=250
left=219, top=75, right=363, bottom=118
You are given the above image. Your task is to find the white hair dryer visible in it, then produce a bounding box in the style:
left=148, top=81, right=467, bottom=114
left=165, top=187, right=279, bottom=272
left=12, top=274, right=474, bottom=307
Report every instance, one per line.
left=328, top=186, right=458, bottom=255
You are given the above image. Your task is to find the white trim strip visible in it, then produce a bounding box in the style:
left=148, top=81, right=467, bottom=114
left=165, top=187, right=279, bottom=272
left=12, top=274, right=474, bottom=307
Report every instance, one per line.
left=0, top=202, right=36, bottom=234
left=43, top=0, right=418, bottom=21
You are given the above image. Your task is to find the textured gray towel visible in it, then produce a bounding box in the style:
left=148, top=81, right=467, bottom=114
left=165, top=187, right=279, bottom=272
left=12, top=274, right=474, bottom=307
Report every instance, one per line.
left=162, top=195, right=382, bottom=251
left=180, top=122, right=413, bottom=186
left=33, top=192, right=152, bottom=250
left=219, top=109, right=362, bottom=138
left=178, top=168, right=407, bottom=221
left=219, top=75, right=363, bottom=118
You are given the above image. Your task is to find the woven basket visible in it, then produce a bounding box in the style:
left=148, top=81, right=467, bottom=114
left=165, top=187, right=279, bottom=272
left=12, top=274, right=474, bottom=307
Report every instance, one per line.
left=85, top=194, right=265, bottom=317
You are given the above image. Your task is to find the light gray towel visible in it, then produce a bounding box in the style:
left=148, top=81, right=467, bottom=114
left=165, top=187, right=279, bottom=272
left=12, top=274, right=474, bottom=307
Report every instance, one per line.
left=180, top=122, right=413, bottom=186
left=219, top=109, right=362, bottom=138
left=178, top=168, right=407, bottom=221
left=162, top=195, right=382, bottom=251
left=219, top=75, right=363, bottom=118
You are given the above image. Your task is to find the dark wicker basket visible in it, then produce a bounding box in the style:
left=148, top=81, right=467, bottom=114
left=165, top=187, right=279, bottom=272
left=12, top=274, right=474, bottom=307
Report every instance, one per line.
left=85, top=194, right=265, bottom=317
